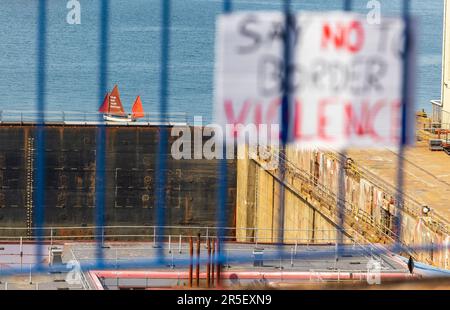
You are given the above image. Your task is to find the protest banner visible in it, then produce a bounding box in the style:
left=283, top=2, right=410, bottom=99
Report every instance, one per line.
left=214, top=12, right=415, bottom=149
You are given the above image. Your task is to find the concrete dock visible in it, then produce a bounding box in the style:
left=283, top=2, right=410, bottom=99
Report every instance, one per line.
left=236, top=123, right=450, bottom=269
left=348, top=141, right=450, bottom=220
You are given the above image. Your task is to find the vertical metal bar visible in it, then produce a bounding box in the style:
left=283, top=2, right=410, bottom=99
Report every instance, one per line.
left=223, top=0, right=232, bottom=12
left=336, top=0, right=353, bottom=264
left=168, top=235, right=172, bottom=253
left=217, top=149, right=227, bottom=263
left=290, top=247, right=294, bottom=267
left=216, top=0, right=233, bottom=288
left=29, top=264, right=32, bottom=284
left=155, top=0, right=171, bottom=261
left=35, top=0, right=47, bottom=270
left=343, top=0, right=352, bottom=11
left=276, top=0, right=293, bottom=247
left=394, top=0, right=412, bottom=252
left=95, top=0, right=109, bottom=267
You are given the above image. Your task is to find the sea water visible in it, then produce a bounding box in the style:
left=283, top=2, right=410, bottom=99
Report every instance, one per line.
left=0, top=0, right=443, bottom=122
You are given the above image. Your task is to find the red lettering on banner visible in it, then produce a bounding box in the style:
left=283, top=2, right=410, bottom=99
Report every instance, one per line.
left=345, top=102, right=366, bottom=136
left=293, top=100, right=314, bottom=141
left=344, top=100, right=386, bottom=140
left=321, top=20, right=364, bottom=53
left=224, top=99, right=252, bottom=137
left=254, top=103, right=263, bottom=128
left=322, top=23, right=346, bottom=49
left=347, top=21, right=364, bottom=53
left=224, top=99, right=283, bottom=138
left=317, top=98, right=336, bottom=141
left=223, top=97, right=399, bottom=145
left=265, top=98, right=281, bottom=124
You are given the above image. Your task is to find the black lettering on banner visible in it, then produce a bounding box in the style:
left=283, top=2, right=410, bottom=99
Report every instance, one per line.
left=237, top=15, right=300, bottom=55
left=258, top=55, right=302, bottom=97
left=238, top=15, right=261, bottom=54
left=258, top=55, right=282, bottom=96
left=257, top=56, right=387, bottom=97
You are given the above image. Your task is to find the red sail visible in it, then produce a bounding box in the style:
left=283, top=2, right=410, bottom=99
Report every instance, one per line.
left=98, top=93, right=110, bottom=113
left=108, top=85, right=126, bottom=116
left=132, top=96, right=145, bottom=119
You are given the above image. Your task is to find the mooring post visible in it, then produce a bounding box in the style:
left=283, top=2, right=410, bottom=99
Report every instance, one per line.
left=206, top=238, right=211, bottom=288
left=20, top=237, right=23, bottom=272
left=29, top=264, right=32, bottom=284
left=211, top=239, right=215, bottom=287
left=216, top=239, right=221, bottom=287
left=188, top=236, right=193, bottom=288
left=196, top=233, right=201, bottom=287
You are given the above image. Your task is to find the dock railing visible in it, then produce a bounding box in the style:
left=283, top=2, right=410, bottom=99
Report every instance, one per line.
left=0, top=225, right=394, bottom=278
left=0, top=225, right=363, bottom=245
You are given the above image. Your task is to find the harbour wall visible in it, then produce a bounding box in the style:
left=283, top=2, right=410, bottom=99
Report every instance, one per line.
left=0, top=124, right=236, bottom=235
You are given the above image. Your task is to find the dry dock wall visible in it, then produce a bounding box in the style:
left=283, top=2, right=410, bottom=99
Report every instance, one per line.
left=0, top=124, right=236, bottom=234
left=236, top=146, right=450, bottom=269
left=236, top=147, right=341, bottom=245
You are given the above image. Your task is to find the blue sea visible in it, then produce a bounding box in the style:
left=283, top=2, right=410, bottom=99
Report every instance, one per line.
left=0, top=0, right=444, bottom=122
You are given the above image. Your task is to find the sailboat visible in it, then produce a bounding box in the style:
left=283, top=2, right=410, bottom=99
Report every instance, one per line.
left=98, top=85, right=145, bottom=122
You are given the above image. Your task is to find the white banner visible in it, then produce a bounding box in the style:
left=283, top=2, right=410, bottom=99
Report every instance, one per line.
left=214, top=12, right=415, bottom=149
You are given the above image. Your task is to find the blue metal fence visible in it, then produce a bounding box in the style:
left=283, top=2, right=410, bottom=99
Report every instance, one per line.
left=34, top=0, right=48, bottom=271
left=94, top=0, right=110, bottom=268
left=16, top=0, right=445, bottom=281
